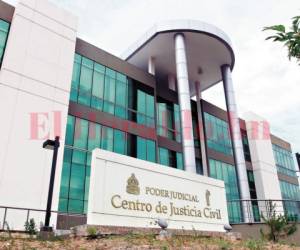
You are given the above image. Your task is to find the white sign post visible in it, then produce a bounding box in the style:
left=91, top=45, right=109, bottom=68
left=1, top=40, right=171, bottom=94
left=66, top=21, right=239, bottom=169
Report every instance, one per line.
left=88, top=149, right=229, bottom=232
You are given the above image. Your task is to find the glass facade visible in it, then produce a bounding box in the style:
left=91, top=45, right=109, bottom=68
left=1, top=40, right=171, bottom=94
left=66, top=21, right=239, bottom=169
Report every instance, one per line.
left=280, top=181, right=300, bottom=220
left=204, top=113, right=233, bottom=156
left=158, top=147, right=183, bottom=170
left=59, top=115, right=158, bottom=213
left=247, top=171, right=260, bottom=222
left=61, top=50, right=299, bottom=222
left=272, top=144, right=297, bottom=177
left=59, top=115, right=128, bottom=213
left=242, top=133, right=251, bottom=162
left=0, top=19, right=9, bottom=66
left=71, top=53, right=155, bottom=127
left=209, top=159, right=242, bottom=223
left=157, top=101, right=181, bottom=142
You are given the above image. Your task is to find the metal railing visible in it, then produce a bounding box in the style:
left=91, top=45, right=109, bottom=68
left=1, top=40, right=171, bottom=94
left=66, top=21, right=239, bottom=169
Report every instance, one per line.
left=2, top=200, right=299, bottom=231
left=227, top=199, right=300, bottom=224
left=0, top=205, right=86, bottom=232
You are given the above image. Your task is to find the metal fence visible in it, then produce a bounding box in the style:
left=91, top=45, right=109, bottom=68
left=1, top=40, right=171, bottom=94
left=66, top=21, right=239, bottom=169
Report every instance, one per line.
left=0, top=206, right=86, bottom=232
left=1, top=200, right=299, bottom=231
left=227, top=199, right=300, bottom=224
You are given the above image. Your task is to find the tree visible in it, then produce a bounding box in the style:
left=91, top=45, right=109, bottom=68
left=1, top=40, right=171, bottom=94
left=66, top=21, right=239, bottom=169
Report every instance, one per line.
left=260, top=202, right=297, bottom=242
left=263, top=16, right=300, bottom=64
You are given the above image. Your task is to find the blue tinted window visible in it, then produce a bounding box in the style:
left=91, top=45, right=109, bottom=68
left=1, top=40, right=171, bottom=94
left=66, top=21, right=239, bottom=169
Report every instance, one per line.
left=273, top=144, right=296, bottom=177
left=73, top=118, right=88, bottom=150
left=159, top=147, right=169, bottom=166
left=0, top=19, right=10, bottom=65
left=157, top=102, right=181, bottom=142
left=204, top=113, right=233, bottom=156
left=280, top=180, right=300, bottom=219
left=114, top=129, right=126, bottom=155
left=209, top=158, right=241, bottom=223
left=137, top=136, right=156, bottom=162
left=70, top=54, right=155, bottom=127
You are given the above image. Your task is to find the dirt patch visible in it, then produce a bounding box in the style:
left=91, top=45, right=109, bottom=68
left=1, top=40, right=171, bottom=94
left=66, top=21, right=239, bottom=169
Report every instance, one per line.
left=0, top=233, right=299, bottom=250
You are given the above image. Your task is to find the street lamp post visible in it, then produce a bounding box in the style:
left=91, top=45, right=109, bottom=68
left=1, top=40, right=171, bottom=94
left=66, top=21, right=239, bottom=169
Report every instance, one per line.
left=41, top=136, right=60, bottom=232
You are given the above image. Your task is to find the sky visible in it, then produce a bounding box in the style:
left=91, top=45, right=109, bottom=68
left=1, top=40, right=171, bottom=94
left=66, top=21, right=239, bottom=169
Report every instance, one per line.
left=6, top=0, right=300, bottom=158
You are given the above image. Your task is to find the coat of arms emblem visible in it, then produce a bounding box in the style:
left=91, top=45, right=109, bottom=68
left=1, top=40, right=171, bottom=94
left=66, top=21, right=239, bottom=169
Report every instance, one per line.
left=126, top=174, right=140, bottom=195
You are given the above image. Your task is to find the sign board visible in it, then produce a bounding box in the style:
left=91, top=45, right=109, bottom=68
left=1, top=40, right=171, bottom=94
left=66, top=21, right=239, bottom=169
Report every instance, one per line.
left=88, top=149, right=229, bottom=232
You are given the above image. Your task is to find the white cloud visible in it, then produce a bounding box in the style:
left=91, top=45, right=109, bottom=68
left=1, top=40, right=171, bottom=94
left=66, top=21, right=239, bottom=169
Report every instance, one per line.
left=5, top=0, right=300, bottom=158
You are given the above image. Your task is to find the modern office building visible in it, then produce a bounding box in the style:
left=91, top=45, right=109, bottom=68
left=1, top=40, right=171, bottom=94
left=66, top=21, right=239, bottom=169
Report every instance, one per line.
left=0, top=0, right=299, bottom=229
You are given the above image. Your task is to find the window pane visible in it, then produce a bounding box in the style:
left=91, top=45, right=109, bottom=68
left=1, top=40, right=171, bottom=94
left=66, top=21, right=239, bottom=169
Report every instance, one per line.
left=157, top=103, right=167, bottom=137
left=0, top=20, right=9, bottom=65
left=174, top=104, right=181, bottom=142
left=159, top=147, right=169, bottom=166
left=137, top=136, right=146, bottom=160
left=196, top=159, right=203, bottom=175
left=146, top=94, right=155, bottom=127
left=204, top=113, right=233, bottom=156
left=58, top=198, right=68, bottom=212
left=73, top=118, right=89, bottom=149
left=209, top=158, right=241, bottom=223
left=272, top=144, right=296, bottom=177
left=71, top=57, right=81, bottom=90
left=69, top=151, right=86, bottom=200
left=115, top=80, right=127, bottom=119
left=88, top=122, right=101, bottom=151
left=114, top=130, right=126, bottom=155
left=65, top=115, right=75, bottom=146
left=103, top=76, right=116, bottom=114
left=94, top=62, right=105, bottom=73
left=147, top=139, right=156, bottom=163
left=68, top=199, right=84, bottom=214
left=59, top=148, right=72, bottom=198
left=176, top=153, right=184, bottom=170
left=91, top=71, right=104, bottom=110
left=137, top=90, right=146, bottom=125
left=0, top=20, right=9, bottom=32
left=106, top=68, right=116, bottom=78
left=101, top=126, right=113, bottom=151
left=78, top=63, right=93, bottom=106
left=72, top=150, right=86, bottom=165
left=84, top=165, right=91, bottom=201
left=116, top=72, right=126, bottom=82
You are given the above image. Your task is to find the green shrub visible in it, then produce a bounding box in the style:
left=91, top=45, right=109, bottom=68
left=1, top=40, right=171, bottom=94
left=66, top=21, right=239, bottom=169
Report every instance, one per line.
left=24, top=218, right=37, bottom=236
left=244, top=239, right=265, bottom=250
left=260, top=202, right=297, bottom=242
left=87, top=226, right=98, bottom=240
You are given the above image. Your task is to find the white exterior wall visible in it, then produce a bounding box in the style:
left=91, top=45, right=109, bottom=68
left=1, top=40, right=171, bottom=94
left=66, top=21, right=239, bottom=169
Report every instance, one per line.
left=244, top=112, right=282, bottom=202
left=88, top=149, right=229, bottom=232
left=0, top=0, right=77, bottom=230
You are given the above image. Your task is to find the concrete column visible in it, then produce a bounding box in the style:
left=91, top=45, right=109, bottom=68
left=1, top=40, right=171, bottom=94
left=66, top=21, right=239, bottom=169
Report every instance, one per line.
left=244, top=112, right=283, bottom=216
left=148, top=57, right=155, bottom=75
left=174, top=33, right=196, bottom=173
left=221, top=65, right=252, bottom=222
left=195, top=81, right=208, bottom=176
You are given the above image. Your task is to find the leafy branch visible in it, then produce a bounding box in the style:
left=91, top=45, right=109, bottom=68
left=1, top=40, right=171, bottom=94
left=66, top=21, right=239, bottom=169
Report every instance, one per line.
left=263, top=16, right=300, bottom=63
